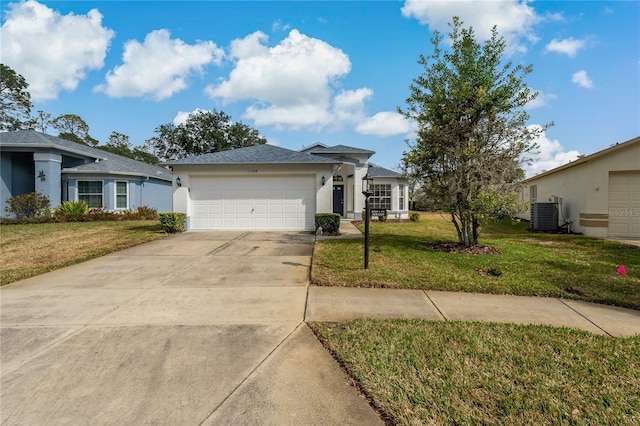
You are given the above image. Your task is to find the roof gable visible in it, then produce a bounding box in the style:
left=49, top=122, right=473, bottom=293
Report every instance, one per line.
left=368, top=163, right=403, bottom=179
left=0, top=130, right=171, bottom=181
left=163, top=144, right=340, bottom=165
left=524, top=135, right=640, bottom=182
left=299, top=142, right=329, bottom=153
left=305, top=144, right=375, bottom=155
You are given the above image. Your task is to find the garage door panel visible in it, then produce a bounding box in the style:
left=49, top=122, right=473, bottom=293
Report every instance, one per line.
left=608, top=171, right=640, bottom=238
left=254, top=203, right=269, bottom=214
left=208, top=204, right=222, bottom=215
left=285, top=203, right=301, bottom=214
left=192, top=205, right=207, bottom=215
left=269, top=204, right=284, bottom=214
left=189, top=176, right=315, bottom=231
left=192, top=217, right=207, bottom=229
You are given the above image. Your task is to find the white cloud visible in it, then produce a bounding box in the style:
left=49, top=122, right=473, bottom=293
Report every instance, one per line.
left=333, top=88, right=373, bottom=124
left=206, top=29, right=353, bottom=129
left=401, top=0, right=540, bottom=54
left=172, top=108, right=207, bottom=125
left=544, top=37, right=586, bottom=57
left=525, top=90, right=557, bottom=109
left=526, top=126, right=580, bottom=177
left=272, top=20, right=291, bottom=32
left=571, top=70, right=594, bottom=88
left=205, top=29, right=410, bottom=135
left=356, top=112, right=415, bottom=137
left=0, top=0, right=114, bottom=101
left=95, top=29, right=223, bottom=100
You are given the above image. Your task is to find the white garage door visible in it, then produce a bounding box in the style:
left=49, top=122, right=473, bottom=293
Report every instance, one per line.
left=189, top=175, right=316, bottom=231
left=608, top=171, right=640, bottom=238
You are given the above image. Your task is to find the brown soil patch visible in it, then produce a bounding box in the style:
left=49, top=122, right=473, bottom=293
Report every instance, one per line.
left=423, top=241, right=502, bottom=255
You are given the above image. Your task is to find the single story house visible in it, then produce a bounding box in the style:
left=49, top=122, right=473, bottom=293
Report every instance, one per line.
left=164, top=143, right=409, bottom=231
left=0, top=130, right=173, bottom=215
left=517, top=136, right=639, bottom=239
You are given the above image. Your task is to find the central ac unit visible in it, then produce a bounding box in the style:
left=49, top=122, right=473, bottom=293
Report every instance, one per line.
left=531, top=202, right=559, bottom=231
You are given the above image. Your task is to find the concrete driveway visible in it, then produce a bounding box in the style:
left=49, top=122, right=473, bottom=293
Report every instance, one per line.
left=1, top=232, right=381, bottom=425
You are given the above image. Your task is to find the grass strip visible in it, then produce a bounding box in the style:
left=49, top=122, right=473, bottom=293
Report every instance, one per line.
left=0, top=221, right=167, bottom=285
left=311, top=319, right=640, bottom=425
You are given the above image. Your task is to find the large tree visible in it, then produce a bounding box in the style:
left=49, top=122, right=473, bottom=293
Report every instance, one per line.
left=98, top=131, right=160, bottom=164
left=144, top=109, right=267, bottom=161
left=400, top=17, right=547, bottom=247
left=0, top=64, right=33, bottom=131
left=33, top=110, right=53, bottom=134
left=51, top=113, right=99, bottom=146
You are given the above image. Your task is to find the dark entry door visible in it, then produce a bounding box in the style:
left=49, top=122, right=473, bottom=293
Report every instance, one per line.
left=333, top=185, right=344, bottom=216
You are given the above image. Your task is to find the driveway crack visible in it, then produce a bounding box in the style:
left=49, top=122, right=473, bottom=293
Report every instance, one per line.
left=198, top=321, right=304, bottom=425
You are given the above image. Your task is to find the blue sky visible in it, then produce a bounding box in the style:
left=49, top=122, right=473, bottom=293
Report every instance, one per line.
left=2, top=0, right=638, bottom=176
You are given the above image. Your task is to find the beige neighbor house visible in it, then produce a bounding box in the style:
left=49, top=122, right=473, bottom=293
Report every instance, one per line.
left=164, top=143, right=409, bottom=231
left=517, top=136, right=640, bottom=239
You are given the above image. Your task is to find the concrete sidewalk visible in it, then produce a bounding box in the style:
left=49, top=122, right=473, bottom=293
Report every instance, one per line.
left=305, top=287, right=640, bottom=337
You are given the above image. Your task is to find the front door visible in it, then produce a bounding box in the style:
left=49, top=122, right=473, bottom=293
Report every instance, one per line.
left=333, top=185, right=344, bottom=216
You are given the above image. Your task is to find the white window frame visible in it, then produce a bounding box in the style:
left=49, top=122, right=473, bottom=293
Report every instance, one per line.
left=115, top=181, right=129, bottom=210
left=78, top=180, right=104, bottom=208
left=370, top=184, right=391, bottom=210
left=399, top=184, right=405, bottom=211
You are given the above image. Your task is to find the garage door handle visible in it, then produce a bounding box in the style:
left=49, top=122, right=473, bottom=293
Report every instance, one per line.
left=252, top=208, right=254, bottom=213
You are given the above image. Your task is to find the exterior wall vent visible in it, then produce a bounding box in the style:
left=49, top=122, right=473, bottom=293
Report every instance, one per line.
left=531, top=202, right=559, bottom=231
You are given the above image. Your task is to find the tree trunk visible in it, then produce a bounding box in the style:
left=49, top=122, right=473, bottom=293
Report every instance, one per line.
left=451, top=212, right=478, bottom=247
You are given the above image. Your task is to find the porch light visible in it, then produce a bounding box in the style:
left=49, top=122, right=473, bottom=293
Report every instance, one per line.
left=38, top=170, right=46, bottom=181
left=176, top=176, right=182, bottom=187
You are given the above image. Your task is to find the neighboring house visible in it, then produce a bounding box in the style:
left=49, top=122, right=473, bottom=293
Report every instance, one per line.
left=164, top=143, right=409, bottom=231
left=0, top=130, right=173, bottom=215
left=517, top=136, right=639, bottom=239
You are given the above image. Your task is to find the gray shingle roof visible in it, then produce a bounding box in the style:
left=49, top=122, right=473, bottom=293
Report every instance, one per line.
left=368, top=163, right=404, bottom=179
left=306, top=144, right=375, bottom=155
left=163, top=144, right=341, bottom=165
left=0, top=130, right=171, bottom=181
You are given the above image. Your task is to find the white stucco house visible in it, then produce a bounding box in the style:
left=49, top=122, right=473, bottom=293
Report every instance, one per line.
left=164, top=143, right=409, bottom=231
left=517, top=136, right=639, bottom=239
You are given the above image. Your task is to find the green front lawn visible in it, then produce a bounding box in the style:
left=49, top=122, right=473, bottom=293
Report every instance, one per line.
left=0, top=221, right=167, bottom=285
left=312, top=213, right=640, bottom=309
left=311, top=319, right=640, bottom=425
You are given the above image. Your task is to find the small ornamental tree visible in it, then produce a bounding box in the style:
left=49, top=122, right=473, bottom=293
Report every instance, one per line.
left=400, top=17, right=549, bottom=247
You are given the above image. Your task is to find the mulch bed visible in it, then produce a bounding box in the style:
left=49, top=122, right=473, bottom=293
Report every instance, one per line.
left=422, top=241, right=502, bottom=255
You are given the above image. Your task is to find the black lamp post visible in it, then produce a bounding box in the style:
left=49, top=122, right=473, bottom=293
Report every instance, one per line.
left=362, top=170, right=374, bottom=269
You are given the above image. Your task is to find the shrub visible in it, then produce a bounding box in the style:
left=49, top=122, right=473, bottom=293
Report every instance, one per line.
left=55, top=200, right=89, bottom=221
left=135, top=205, right=159, bottom=220
left=410, top=211, right=421, bottom=222
left=5, top=192, right=51, bottom=219
left=122, top=206, right=159, bottom=221
left=88, top=208, right=121, bottom=222
left=378, top=211, right=388, bottom=222
left=159, top=212, right=187, bottom=233
left=315, top=213, right=340, bottom=234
